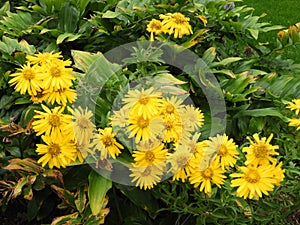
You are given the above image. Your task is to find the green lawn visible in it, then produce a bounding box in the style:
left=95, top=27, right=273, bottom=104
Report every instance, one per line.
left=242, top=0, right=300, bottom=62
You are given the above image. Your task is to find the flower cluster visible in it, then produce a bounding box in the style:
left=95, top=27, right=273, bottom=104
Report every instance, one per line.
left=9, top=52, right=76, bottom=105
left=109, top=87, right=205, bottom=189
left=8, top=52, right=95, bottom=169
left=147, top=12, right=194, bottom=40
left=230, top=133, right=285, bottom=199
left=286, top=98, right=300, bottom=129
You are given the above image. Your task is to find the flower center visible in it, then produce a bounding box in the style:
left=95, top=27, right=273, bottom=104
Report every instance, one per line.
left=50, top=66, right=61, bottom=77
left=202, top=168, right=213, bottom=179
left=23, top=68, right=35, bottom=80
left=49, top=114, right=61, bottom=127
left=77, top=117, right=91, bottom=129
left=142, top=167, right=151, bottom=176
left=150, top=21, right=162, bottom=30
left=166, top=104, right=175, bottom=114
left=139, top=96, right=150, bottom=105
left=245, top=170, right=260, bottom=183
left=137, top=117, right=149, bottom=128
left=48, top=143, right=61, bottom=156
left=102, top=136, right=114, bottom=147
left=254, top=144, right=268, bottom=158
left=173, top=13, right=187, bottom=24
left=165, top=121, right=174, bottom=130
left=218, top=145, right=228, bottom=156
left=145, top=151, right=155, bottom=162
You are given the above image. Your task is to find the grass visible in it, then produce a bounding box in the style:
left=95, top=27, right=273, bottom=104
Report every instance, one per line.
left=241, top=0, right=300, bottom=63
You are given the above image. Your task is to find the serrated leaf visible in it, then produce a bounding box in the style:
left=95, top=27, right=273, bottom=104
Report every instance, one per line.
left=88, top=171, right=112, bottom=216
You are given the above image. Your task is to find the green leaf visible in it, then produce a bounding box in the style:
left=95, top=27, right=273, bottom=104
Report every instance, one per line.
left=71, top=50, right=103, bottom=73
left=58, top=2, right=80, bottom=33
left=56, top=33, right=82, bottom=44
left=234, top=108, right=289, bottom=122
left=202, top=47, right=217, bottom=65
left=102, top=10, right=122, bottom=19
left=88, top=171, right=112, bottom=216
left=0, top=1, right=10, bottom=17
left=210, top=57, right=243, bottom=67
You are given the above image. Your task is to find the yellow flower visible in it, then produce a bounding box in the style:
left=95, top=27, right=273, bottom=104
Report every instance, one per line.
left=30, top=90, right=46, bottom=103
left=110, top=107, right=129, bottom=128
left=36, top=135, right=77, bottom=169
left=288, top=118, right=300, bottom=130
left=206, top=134, right=239, bottom=169
left=167, top=148, right=193, bottom=181
left=189, top=158, right=226, bottom=193
left=160, top=96, right=184, bottom=118
left=159, top=12, right=193, bottom=38
left=129, top=165, right=163, bottom=190
left=133, top=139, right=167, bottom=168
left=93, top=127, right=124, bottom=160
left=271, top=162, right=285, bottom=186
left=176, top=133, right=201, bottom=153
left=43, top=88, right=76, bottom=106
left=161, top=115, right=183, bottom=143
left=242, top=133, right=279, bottom=166
left=230, top=163, right=276, bottom=199
left=181, top=105, right=204, bottom=131
left=9, top=62, right=43, bottom=95
left=128, top=114, right=152, bottom=142
left=32, top=104, right=72, bottom=139
left=75, top=142, right=90, bottom=163
left=123, top=87, right=162, bottom=119
left=40, top=58, right=75, bottom=91
left=71, top=107, right=95, bottom=146
left=26, top=51, right=63, bottom=65
left=287, top=99, right=300, bottom=115
left=146, top=19, right=166, bottom=41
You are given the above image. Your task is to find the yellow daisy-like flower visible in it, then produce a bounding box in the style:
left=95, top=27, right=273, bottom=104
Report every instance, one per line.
left=271, top=162, right=285, bottom=186
left=75, top=142, right=90, bottom=163
left=32, top=104, right=72, bottom=139
left=8, top=62, right=43, bottom=95
left=189, top=158, right=226, bottom=194
left=110, top=107, right=130, bottom=128
left=242, top=133, right=279, bottom=166
left=44, top=88, right=76, bottom=106
left=167, top=148, right=193, bottom=181
left=30, top=90, right=46, bottom=103
left=206, top=134, right=239, bottom=169
left=123, top=87, right=162, bottom=119
left=160, top=96, right=183, bottom=118
left=128, top=115, right=151, bottom=142
left=288, top=118, right=300, bottom=130
left=40, top=58, right=75, bottom=91
left=36, top=135, right=77, bottom=169
left=133, top=139, right=167, bottom=168
left=26, top=51, right=63, bottom=65
left=176, top=132, right=201, bottom=154
left=181, top=105, right=204, bottom=131
left=93, top=127, right=124, bottom=160
left=286, top=99, right=300, bottom=115
left=146, top=19, right=167, bottom=41
left=159, top=12, right=193, bottom=38
left=129, top=165, right=163, bottom=190
left=230, top=163, right=276, bottom=199
left=71, top=107, right=95, bottom=146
